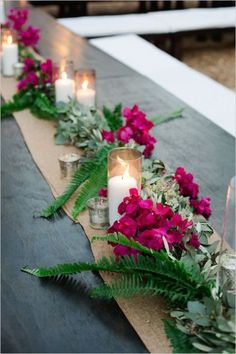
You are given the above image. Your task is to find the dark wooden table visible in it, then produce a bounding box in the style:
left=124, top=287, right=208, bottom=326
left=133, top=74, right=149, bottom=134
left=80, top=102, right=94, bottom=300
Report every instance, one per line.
left=2, top=5, right=235, bottom=354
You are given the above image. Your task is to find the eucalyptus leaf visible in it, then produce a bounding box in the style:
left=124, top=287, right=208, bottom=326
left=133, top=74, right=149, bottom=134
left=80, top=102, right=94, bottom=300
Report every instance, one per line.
left=192, top=341, right=214, bottom=352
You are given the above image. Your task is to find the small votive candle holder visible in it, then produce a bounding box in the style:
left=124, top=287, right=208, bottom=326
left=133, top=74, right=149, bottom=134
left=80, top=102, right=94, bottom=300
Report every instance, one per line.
left=75, top=69, right=96, bottom=107
left=54, top=59, right=75, bottom=104
left=87, top=197, right=109, bottom=230
left=13, top=62, right=24, bottom=79
left=58, top=153, right=80, bottom=179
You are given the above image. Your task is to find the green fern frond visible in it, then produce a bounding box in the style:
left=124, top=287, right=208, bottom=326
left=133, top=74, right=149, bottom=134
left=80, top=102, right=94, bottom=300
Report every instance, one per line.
left=41, top=158, right=95, bottom=217
left=21, top=261, right=99, bottom=277
left=91, top=273, right=194, bottom=302
left=21, top=256, right=138, bottom=277
left=41, top=144, right=114, bottom=218
left=102, top=104, right=123, bottom=131
left=22, top=250, right=211, bottom=303
left=71, top=158, right=107, bottom=218
left=164, top=320, right=195, bottom=353
left=30, top=94, right=58, bottom=120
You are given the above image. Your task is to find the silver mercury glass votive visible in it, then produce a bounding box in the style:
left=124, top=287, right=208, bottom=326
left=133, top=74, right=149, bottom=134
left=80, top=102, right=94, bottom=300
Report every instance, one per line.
left=13, top=62, right=24, bottom=79
left=87, top=197, right=109, bottom=230
left=58, top=153, right=80, bottom=179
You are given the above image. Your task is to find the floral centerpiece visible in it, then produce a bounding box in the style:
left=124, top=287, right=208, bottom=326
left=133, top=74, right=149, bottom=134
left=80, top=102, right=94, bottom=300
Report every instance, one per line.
left=1, top=8, right=235, bottom=354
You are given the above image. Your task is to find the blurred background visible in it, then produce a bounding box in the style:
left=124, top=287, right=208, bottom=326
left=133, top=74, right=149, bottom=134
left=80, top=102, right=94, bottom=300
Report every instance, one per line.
left=18, top=0, right=235, bottom=90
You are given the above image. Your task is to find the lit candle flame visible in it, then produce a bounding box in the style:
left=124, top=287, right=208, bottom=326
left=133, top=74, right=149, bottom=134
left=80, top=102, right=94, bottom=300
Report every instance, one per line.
left=82, top=80, right=89, bottom=90
left=7, top=35, right=13, bottom=45
left=117, top=156, right=130, bottom=178
left=61, top=71, right=67, bottom=80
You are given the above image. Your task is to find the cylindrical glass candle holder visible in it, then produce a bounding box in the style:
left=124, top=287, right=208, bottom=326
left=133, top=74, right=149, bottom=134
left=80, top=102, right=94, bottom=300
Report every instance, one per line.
left=218, top=176, right=236, bottom=307
left=75, top=69, right=96, bottom=107
left=0, top=0, right=6, bottom=25
left=13, top=62, right=24, bottom=79
left=87, top=197, right=109, bottom=230
left=58, top=153, right=80, bottom=179
left=108, top=147, right=142, bottom=226
left=2, top=29, right=18, bottom=77
left=54, top=59, right=75, bottom=104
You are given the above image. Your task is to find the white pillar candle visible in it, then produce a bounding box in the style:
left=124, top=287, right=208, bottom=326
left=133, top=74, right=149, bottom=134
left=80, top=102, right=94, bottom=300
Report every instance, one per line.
left=76, top=80, right=95, bottom=107
left=2, top=36, right=18, bottom=76
left=108, top=174, right=137, bottom=226
left=55, top=72, right=75, bottom=104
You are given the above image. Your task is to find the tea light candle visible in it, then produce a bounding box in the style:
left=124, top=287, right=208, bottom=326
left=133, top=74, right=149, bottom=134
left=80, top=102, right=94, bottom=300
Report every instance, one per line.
left=108, top=148, right=142, bottom=226
left=2, top=35, right=18, bottom=76
left=87, top=197, right=109, bottom=229
left=76, top=79, right=96, bottom=107
left=58, top=153, right=80, bottom=179
left=55, top=71, right=75, bottom=104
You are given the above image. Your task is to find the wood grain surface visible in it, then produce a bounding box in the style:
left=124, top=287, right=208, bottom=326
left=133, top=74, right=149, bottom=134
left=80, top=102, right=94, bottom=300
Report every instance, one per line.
left=1, top=5, right=235, bottom=354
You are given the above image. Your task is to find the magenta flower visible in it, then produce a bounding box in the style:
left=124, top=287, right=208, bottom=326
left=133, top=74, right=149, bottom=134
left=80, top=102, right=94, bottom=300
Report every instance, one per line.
left=8, top=8, right=28, bottom=31
left=108, top=215, right=138, bottom=238
left=154, top=203, right=173, bottom=218
left=136, top=210, right=157, bottom=229
left=98, top=188, right=107, bottom=198
left=117, top=188, right=141, bottom=217
left=20, top=25, right=40, bottom=47
left=17, top=71, right=39, bottom=90
left=23, top=58, right=35, bottom=73
left=139, top=199, right=153, bottom=209
left=190, top=197, right=212, bottom=219
left=17, top=78, right=28, bottom=90
left=40, top=59, right=53, bottom=84
left=188, top=233, right=200, bottom=248
left=101, top=130, right=115, bottom=143
left=108, top=189, right=196, bottom=258
left=174, top=167, right=199, bottom=199
left=138, top=228, right=166, bottom=250
left=117, top=105, right=156, bottom=157
left=143, top=143, right=155, bottom=158
left=123, top=104, right=146, bottom=121
left=165, top=230, right=184, bottom=245
left=113, top=244, right=140, bottom=260
left=117, top=126, right=134, bottom=143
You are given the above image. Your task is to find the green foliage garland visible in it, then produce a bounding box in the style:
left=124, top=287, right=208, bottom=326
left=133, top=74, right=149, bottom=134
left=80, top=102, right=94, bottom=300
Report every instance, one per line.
left=1, top=85, right=58, bottom=120
left=22, top=233, right=235, bottom=353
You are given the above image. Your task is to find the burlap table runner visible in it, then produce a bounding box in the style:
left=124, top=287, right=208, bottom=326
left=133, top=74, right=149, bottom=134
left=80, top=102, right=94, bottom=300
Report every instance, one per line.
left=1, top=75, right=222, bottom=353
